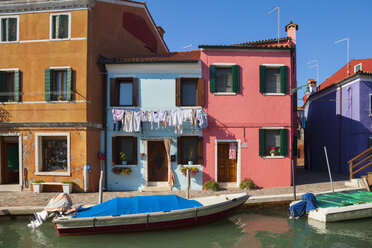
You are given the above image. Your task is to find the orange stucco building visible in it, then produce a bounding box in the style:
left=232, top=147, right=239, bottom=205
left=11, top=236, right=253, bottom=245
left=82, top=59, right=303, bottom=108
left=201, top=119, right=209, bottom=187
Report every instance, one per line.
left=0, top=0, right=168, bottom=192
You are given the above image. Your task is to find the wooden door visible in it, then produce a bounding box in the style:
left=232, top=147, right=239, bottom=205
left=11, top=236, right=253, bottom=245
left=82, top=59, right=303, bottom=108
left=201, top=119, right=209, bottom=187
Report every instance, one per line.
left=148, top=141, right=168, bottom=182
left=1, top=142, right=19, bottom=184
left=217, top=143, right=237, bottom=182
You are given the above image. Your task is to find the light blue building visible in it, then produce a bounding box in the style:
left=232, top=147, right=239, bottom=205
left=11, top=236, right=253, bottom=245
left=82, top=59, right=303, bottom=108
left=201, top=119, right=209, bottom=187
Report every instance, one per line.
left=102, top=51, right=206, bottom=191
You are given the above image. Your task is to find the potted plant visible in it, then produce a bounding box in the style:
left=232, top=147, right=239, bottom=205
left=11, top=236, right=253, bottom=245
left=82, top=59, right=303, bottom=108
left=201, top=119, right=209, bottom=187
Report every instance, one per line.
left=180, top=166, right=199, bottom=176
left=269, top=147, right=276, bottom=156
left=188, top=149, right=194, bottom=165
left=32, top=180, right=45, bottom=193
left=120, top=152, right=128, bottom=165
left=62, top=181, right=74, bottom=194
left=58, top=96, right=64, bottom=101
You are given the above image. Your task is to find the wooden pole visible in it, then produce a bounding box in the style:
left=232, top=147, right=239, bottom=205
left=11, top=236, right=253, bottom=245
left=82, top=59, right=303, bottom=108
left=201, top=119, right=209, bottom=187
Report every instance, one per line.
left=98, top=161, right=104, bottom=204
left=186, top=169, right=190, bottom=199
left=324, top=146, right=335, bottom=193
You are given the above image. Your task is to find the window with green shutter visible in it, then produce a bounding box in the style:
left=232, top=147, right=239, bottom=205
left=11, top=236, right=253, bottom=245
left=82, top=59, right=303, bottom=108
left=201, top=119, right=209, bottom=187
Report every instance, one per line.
left=260, top=65, right=289, bottom=94
left=259, top=66, right=266, bottom=93
left=51, top=14, right=69, bottom=40
left=280, top=66, right=289, bottom=94
left=46, top=68, right=73, bottom=101
left=0, top=70, right=20, bottom=102
left=45, top=69, right=53, bottom=101
left=0, top=17, right=18, bottom=42
left=210, top=65, right=240, bottom=93
left=259, top=128, right=288, bottom=157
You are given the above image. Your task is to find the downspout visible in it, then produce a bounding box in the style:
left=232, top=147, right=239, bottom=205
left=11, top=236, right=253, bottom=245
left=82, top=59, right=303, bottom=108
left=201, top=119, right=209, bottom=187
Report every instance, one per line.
left=338, top=84, right=342, bottom=173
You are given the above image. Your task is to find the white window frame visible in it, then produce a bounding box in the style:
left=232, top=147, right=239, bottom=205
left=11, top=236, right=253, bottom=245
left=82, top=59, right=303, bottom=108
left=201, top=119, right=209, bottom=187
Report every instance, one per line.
left=35, top=132, right=71, bottom=176
left=49, top=66, right=71, bottom=102
left=213, top=65, right=234, bottom=95
left=0, top=15, right=19, bottom=43
left=49, top=12, right=71, bottom=40
left=354, top=63, right=362, bottom=73
left=261, top=127, right=285, bottom=159
left=214, top=139, right=241, bottom=187
left=263, top=64, right=283, bottom=95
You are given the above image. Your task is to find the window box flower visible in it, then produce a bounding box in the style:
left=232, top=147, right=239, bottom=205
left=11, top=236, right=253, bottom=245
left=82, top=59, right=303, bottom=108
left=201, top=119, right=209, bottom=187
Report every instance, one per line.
left=180, top=166, right=199, bottom=176
left=112, top=166, right=133, bottom=175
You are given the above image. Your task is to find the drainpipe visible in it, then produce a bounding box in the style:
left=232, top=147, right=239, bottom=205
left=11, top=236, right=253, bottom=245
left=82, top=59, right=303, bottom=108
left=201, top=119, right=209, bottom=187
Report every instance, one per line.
left=338, top=84, right=342, bottom=174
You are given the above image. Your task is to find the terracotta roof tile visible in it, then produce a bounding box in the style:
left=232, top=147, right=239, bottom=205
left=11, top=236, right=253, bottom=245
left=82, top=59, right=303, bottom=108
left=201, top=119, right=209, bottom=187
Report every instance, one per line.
left=199, top=37, right=293, bottom=49
left=112, top=50, right=200, bottom=63
left=319, top=58, right=372, bottom=90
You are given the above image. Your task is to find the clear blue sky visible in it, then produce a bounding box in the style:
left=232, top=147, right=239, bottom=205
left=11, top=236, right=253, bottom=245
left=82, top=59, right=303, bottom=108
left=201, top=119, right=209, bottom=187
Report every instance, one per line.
left=146, top=0, right=372, bottom=104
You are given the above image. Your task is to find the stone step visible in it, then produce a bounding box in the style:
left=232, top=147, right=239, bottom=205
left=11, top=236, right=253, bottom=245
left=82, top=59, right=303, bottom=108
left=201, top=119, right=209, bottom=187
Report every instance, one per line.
left=143, top=186, right=172, bottom=192
left=0, top=184, right=22, bottom=191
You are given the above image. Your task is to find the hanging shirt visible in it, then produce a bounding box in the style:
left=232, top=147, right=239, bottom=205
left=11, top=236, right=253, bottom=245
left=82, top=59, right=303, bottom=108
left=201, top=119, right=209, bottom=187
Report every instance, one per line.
left=133, top=111, right=141, bottom=132
left=112, top=109, right=124, bottom=124
left=124, top=111, right=134, bottom=132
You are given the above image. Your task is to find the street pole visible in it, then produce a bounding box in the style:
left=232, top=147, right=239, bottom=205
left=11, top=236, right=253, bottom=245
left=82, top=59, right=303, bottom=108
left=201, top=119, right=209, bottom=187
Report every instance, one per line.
left=324, top=146, right=335, bottom=193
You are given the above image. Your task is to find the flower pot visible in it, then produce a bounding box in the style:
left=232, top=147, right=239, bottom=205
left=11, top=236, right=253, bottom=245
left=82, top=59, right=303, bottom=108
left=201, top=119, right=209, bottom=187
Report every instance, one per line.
left=121, top=161, right=127, bottom=165
left=32, top=183, right=43, bottom=193
left=270, top=153, right=275, bottom=156
left=62, top=184, right=73, bottom=194
left=188, top=161, right=193, bottom=165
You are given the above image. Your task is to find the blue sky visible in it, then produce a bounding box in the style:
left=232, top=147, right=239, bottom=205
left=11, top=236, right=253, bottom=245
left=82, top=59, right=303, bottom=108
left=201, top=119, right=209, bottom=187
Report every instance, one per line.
left=146, top=0, right=372, bottom=104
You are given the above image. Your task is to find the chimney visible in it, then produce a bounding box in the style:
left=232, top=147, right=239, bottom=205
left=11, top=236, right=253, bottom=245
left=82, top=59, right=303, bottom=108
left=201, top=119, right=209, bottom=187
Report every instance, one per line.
left=285, top=21, right=298, bottom=45
left=306, top=79, right=317, bottom=96
left=157, top=26, right=165, bottom=39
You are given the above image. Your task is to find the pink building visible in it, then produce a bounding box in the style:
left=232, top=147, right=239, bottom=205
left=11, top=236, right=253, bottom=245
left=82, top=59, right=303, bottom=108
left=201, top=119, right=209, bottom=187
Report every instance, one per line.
left=199, top=22, right=298, bottom=188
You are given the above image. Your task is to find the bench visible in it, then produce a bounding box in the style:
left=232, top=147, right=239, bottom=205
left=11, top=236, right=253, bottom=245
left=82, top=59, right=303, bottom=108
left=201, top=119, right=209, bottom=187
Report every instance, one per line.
left=32, top=182, right=72, bottom=194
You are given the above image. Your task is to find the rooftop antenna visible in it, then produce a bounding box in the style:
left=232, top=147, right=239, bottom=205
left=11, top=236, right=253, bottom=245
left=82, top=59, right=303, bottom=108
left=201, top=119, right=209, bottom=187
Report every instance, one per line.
left=308, top=59, right=319, bottom=83
left=267, top=6, right=280, bottom=44
left=182, top=44, right=193, bottom=50
left=334, top=38, right=350, bottom=76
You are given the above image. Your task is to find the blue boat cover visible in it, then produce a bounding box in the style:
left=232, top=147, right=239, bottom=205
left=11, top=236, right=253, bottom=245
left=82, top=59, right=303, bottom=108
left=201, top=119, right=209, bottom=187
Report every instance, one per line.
left=289, top=192, right=318, bottom=218
left=72, top=195, right=203, bottom=218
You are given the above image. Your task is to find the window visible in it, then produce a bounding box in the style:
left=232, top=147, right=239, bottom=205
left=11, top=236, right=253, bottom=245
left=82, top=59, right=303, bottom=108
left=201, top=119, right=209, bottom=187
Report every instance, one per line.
left=0, top=70, right=20, bottom=102
left=1, top=16, right=18, bottom=42
left=177, top=136, right=203, bottom=164
left=45, top=68, right=72, bottom=101
left=209, top=65, right=240, bottom=93
left=354, top=63, right=362, bottom=73
left=50, top=13, right=69, bottom=40
left=260, top=65, right=289, bottom=94
left=35, top=133, right=70, bottom=176
left=110, top=78, right=138, bottom=106
left=176, top=78, right=204, bottom=106
left=259, top=128, right=288, bottom=157
left=112, top=136, right=138, bottom=165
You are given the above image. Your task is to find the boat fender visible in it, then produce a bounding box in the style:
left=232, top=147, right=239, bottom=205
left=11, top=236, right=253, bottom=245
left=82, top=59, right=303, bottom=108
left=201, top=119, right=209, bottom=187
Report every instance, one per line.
left=93, top=217, right=96, bottom=232
left=146, top=214, right=150, bottom=230
left=194, top=207, right=198, bottom=221
left=225, top=197, right=229, bottom=200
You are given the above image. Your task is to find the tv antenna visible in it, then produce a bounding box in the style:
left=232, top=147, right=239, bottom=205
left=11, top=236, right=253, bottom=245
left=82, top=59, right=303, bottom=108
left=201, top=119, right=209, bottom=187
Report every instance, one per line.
left=334, top=38, right=350, bottom=76
left=308, top=59, right=319, bottom=83
left=267, top=6, right=280, bottom=44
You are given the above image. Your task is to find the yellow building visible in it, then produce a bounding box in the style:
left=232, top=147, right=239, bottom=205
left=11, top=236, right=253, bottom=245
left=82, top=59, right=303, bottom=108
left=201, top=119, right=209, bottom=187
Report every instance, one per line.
left=0, top=0, right=168, bottom=192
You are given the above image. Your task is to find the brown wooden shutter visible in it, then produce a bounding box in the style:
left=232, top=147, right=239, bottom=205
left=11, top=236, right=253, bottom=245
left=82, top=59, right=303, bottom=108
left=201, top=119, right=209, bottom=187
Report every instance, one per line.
left=197, top=137, right=203, bottom=164
left=112, top=136, right=118, bottom=164
left=177, top=137, right=182, bottom=164
left=176, top=78, right=181, bottom=106
left=132, top=78, right=139, bottom=106
left=197, top=78, right=205, bottom=106
left=132, top=137, right=138, bottom=164
left=110, top=78, right=117, bottom=106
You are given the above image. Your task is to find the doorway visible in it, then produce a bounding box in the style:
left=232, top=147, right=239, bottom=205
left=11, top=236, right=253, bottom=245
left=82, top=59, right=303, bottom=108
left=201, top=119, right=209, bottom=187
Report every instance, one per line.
left=0, top=136, right=19, bottom=184
left=217, top=142, right=237, bottom=182
left=147, top=141, right=168, bottom=182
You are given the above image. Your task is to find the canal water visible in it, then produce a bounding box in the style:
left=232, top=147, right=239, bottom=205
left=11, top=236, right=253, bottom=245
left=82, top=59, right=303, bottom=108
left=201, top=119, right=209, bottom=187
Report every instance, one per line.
left=1, top=207, right=372, bottom=248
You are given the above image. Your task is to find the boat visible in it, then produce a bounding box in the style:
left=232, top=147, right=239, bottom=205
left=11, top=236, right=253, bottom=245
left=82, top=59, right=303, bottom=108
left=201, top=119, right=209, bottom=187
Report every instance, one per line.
left=290, top=191, right=372, bottom=223
left=53, top=193, right=249, bottom=236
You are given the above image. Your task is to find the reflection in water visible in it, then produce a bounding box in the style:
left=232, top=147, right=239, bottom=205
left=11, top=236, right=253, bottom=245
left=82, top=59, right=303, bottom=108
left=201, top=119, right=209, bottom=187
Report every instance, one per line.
left=1, top=210, right=372, bottom=248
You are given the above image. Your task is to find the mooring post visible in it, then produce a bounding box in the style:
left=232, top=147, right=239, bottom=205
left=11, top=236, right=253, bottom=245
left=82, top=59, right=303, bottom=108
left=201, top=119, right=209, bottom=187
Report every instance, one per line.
left=186, top=169, right=190, bottom=199
left=98, top=160, right=104, bottom=204
left=292, top=160, right=296, bottom=201
left=324, top=146, right=335, bottom=193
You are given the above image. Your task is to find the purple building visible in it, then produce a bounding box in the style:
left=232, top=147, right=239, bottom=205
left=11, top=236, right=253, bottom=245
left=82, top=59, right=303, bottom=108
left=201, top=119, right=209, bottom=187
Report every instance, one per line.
left=304, top=62, right=372, bottom=177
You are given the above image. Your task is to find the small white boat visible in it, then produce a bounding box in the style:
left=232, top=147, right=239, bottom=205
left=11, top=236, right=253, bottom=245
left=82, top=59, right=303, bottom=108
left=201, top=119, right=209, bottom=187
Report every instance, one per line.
left=291, top=191, right=372, bottom=223
left=53, top=193, right=249, bottom=236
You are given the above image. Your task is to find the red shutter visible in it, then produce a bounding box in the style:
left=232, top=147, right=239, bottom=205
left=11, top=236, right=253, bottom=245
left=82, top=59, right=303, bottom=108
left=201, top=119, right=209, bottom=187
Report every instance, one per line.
left=176, top=78, right=181, bottom=106
left=110, top=78, right=117, bottom=106
left=132, top=78, right=139, bottom=106
left=197, top=78, right=205, bottom=106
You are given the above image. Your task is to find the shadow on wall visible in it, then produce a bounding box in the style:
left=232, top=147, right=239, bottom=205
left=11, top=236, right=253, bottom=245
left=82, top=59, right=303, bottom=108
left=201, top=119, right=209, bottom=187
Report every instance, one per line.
left=305, top=114, right=372, bottom=177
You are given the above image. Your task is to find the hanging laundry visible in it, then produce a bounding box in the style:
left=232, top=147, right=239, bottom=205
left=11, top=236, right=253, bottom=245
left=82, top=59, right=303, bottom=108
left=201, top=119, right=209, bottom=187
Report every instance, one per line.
left=196, top=110, right=208, bottom=129
left=150, top=111, right=160, bottom=129
left=133, top=111, right=141, bottom=132
left=229, top=143, right=237, bottom=160
left=124, top=111, right=134, bottom=132
left=158, top=110, right=168, bottom=128
left=112, top=109, right=124, bottom=131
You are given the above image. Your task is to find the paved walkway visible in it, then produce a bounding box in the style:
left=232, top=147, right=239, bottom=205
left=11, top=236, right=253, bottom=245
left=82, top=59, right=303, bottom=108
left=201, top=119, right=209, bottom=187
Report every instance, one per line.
left=0, top=167, right=361, bottom=213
